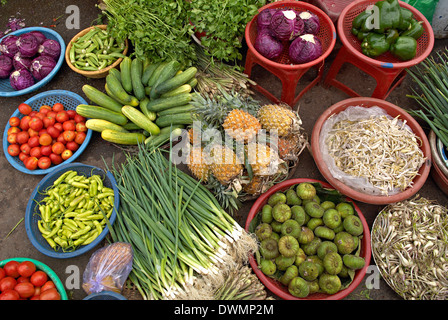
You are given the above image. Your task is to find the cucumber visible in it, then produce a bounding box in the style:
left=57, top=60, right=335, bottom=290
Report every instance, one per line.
left=85, top=119, right=129, bottom=133
left=105, top=83, right=128, bottom=106
left=160, top=84, right=192, bottom=98
left=101, top=129, right=146, bottom=145
left=155, top=112, right=193, bottom=127
left=188, top=77, right=198, bottom=88
left=145, top=127, right=183, bottom=148
left=108, top=67, right=121, bottom=82
left=76, top=104, right=128, bottom=126
left=141, top=62, right=159, bottom=86
left=121, top=105, right=160, bottom=135
left=157, top=104, right=194, bottom=117
left=146, top=93, right=192, bottom=112
left=139, top=97, right=156, bottom=121
left=82, top=84, right=123, bottom=113
left=106, top=74, right=139, bottom=107
left=120, top=57, right=133, bottom=93
left=149, top=60, right=182, bottom=99
left=153, top=67, right=197, bottom=98
left=147, top=62, right=168, bottom=87
left=131, top=58, right=146, bottom=100
left=122, top=122, right=143, bottom=131
left=144, top=86, right=151, bottom=96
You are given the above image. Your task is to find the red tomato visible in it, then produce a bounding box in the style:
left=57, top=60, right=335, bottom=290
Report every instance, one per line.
left=15, top=131, right=30, bottom=145
left=27, top=128, right=39, bottom=138
left=56, top=111, right=69, bottom=123
left=43, top=116, right=55, bottom=128
left=9, top=116, right=20, bottom=127
left=7, top=133, right=17, bottom=144
left=24, top=157, right=39, bottom=170
left=39, top=133, right=53, bottom=146
left=66, top=141, right=79, bottom=152
left=40, top=105, right=52, bottom=113
left=20, top=116, right=31, bottom=131
left=52, top=102, right=64, bottom=112
left=30, top=271, right=48, bottom=287
left=20, top=143, right=31, bottom=154
left=29, top=110, right=37, bottom=117
left=30, top=295, right=40, bottom=300
left=33, top=112, right=45, bottom=120
left=0, top=289, right=20, bottom=300
left=47, top=111, right=57, bottom=119
left=49, top=153, right=63, bottom=165
left=40, top=145, right=52, bottom=156
left=74, top=114, right=86, bottom=123
left=19, top=152, right=29, bottom=162
left=29, top=146, right=42, bottom=158
left=14, top=282, right=35, bottom=298
left=39, top=287, right=60, bottom=300
left=38, top=157, right=51, bottom=170
left=62, top=120, right=76, bottom=131
left=61, top=149, right=73, bottom=160
left=3, top=261, right=19, bottom=278
left=29, top=117, right=44, bottom=131
left=52, top=142, right=65, bottom=155
left=18, top=103, right=32, bottom=115
left=0, top=276, right=17, bottom=292
left=74, top=131, right=87, bottom=145
left=66, top=109, right=77, bottom=119
left=7, top=126, right=21, bottom=135
left=27, top=136, right=40, bottom=148
left=46, top=125, right=61, bottom=139
left=75, top=122, right=87, bottom=132
left=63, top=130, right=76, bottom=142
left=16, top=276, right=30, bottom=284
left=0, top=268, right=5, bottom=281
left=57, top=133, right=67, bottom=145
left=7, top=144, right=20, bottom=157
left=53, top=122, right=63, bottom=132
left=17, top=261, right=36, bottom=278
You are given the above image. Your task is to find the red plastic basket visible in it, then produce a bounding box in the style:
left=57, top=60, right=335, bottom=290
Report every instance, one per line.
left=245, top=1, right=337, bottom=70
left=338, top=0, right=434, bottom=69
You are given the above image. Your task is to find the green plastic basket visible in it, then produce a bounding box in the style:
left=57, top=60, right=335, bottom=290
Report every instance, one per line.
left=0, top=257, right=68, bottom=300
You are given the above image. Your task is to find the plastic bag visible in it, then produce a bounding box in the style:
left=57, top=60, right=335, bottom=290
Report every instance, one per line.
left=402, top=0, right=439, bottom=23
left=319, top=106, right=414, bottom=196
left=82, top=242, right=133, bottom=294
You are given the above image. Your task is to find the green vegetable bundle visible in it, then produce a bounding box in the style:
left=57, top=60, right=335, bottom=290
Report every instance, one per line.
left=108, top=145, right=264, bottom=300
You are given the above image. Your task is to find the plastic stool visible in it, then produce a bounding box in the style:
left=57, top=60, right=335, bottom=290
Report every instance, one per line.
left=244, top=48, right=325, bottom=107
left=324, top=0, right=434, bottom=99
left=324, top=45, right=407, bottom=99
left=244, top=1, right=336, bottom=108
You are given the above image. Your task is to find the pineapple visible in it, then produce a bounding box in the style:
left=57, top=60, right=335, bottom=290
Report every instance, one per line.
left=222, top=109, right=261, bottom=143
left=207, top=145, right=243, bottom=185
left=276, top=136, right=301, bottom=161
left=187, top=146, right=210, bottom=182
left=242, top=176, right=265, bottom=195
left=246, top=143, right=281, bottom=176
left=257, top=104, right=301, bottom=137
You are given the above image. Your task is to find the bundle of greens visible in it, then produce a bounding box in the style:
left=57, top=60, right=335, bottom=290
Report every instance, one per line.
left=102, top=0, right=196, bottom=67
left=108, top=145, right=265, bottom=300
left=407, top=49, right=448, bottom=147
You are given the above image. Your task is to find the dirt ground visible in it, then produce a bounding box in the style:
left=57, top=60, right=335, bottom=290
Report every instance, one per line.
left=0, top=0, right=447, bottom=301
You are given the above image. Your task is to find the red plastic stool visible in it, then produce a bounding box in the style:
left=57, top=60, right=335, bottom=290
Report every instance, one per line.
left=244, top=1, right=336, bottom=108
left=324, top=0, right=434, bottom=99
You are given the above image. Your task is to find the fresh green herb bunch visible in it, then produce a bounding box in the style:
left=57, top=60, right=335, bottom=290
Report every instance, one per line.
left=186, top=0, right=266, bottom=64
left=102, top=0, right=196, bottom=66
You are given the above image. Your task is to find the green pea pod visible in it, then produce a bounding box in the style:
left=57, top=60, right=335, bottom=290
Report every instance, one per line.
left=401, top=19, right=424, bottom=39
left=390, top=36, right=417, bottom=61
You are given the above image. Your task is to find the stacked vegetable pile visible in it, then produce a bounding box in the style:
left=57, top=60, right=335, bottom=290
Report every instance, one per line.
left=0, top=30, right=61, bottom=90
left=254, top=8, right=322, bottom=64
left=108, top=146, right=269, bottom=300
left=80, top=56, right=197, bottom=147
left=251, top=182, right=366, bottom=298
left=186, top=93, right=308, bottom=213
left=0, top=260, right=61, bottom=300
left=351, top=0, right=424, bottom=60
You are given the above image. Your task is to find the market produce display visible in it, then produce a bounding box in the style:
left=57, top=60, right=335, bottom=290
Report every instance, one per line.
left=351, top=0, right=424, bottom=60
left=0, top=259, right=61, bottom=300
left=254, top=7, right=323, bottom=63
left=250, top=182, right=366, bottom=298
left=0, top=29, right=61, bottom=90
left=6, top=101, right=88, bottom=170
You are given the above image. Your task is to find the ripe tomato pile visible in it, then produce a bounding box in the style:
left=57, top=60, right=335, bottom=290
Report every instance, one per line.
left=6, top=102, right=87, bottom=170
left=0, top=260, right=61, bottom=300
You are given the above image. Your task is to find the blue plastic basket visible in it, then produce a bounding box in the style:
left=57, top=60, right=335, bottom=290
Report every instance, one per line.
left=83, top=291, right=127, bottom=300
left=0, top=27, right=65, bottom=97
left=25, top=162, right=119, bottom=259
left=3, top=89, right=92, bottom=175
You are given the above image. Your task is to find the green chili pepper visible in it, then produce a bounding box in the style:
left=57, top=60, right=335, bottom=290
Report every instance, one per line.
left=70, top=225, right=91, bottom=239
left=44, top=219, right=63, bottom=239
